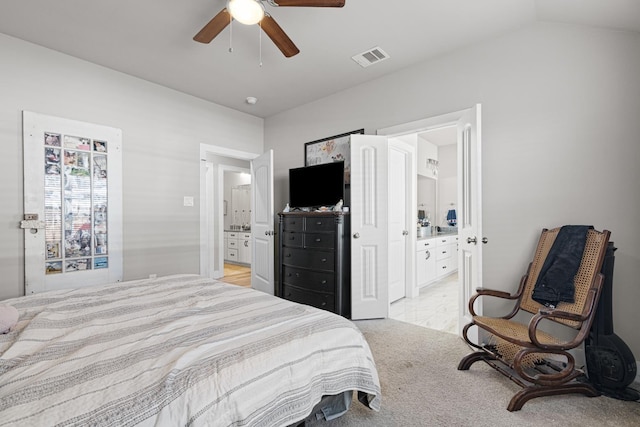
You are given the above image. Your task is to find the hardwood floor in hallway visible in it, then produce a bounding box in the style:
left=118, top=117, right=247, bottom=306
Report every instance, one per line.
left=221, top=263, right=251, bottom=287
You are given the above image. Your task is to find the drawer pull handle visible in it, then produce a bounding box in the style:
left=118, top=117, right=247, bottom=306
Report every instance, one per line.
left=315, top=238, right=321, bottom=242
left=290, top=236, right=296, bottom=240
left=316, top=221, right=322, bottom=225
left=321, top=302, right=326, bottom=306
left=295, top=273, right=300, bottom=277
left=321, top=258, right=327, bottom=262
left=286, top=253, right=291, bottom=257
left=321, top=280, right=327, bottom=284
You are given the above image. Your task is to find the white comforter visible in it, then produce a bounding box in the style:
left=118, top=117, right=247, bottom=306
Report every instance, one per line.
left=0, top=274, right=380, bottom=426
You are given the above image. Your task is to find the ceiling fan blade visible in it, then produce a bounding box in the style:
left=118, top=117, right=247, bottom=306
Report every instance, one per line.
left=193, top=8, right=231, bottom=43
left=261, top=15, right=300, bottom=58
left=273, top=0, right=345, bottom=7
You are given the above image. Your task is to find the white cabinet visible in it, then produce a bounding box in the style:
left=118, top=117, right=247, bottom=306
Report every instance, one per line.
left=225, top=231, right=251, bottom=265
left=435, top=235, right=457, bottom=278
left=238, top=232, right=251, bottom=264
left=416, top=238, right=436, bottom=287
left=416, top=234, right=458, bottom=287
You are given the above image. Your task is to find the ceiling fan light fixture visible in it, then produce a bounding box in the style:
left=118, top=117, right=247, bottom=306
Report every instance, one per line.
left=227, top=0, right=265, bottom=25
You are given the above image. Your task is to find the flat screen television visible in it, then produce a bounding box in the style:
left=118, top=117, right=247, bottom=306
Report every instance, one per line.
left=289, top=161, right=344, bottom=209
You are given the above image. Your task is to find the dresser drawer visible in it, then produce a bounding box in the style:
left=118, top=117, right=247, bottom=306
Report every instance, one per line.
left=282, top=247, right=335, bottom=272
left=281, top=231, right=303, bottom=248
left=282, top=266, right=335, bottom=292
left=282, top=217, right=304, bottom=232
left=304, top=233, right=334, bottom=249
left=282, top=285, right=335, bottom=312
left=305, top=217, right=336, bottom=232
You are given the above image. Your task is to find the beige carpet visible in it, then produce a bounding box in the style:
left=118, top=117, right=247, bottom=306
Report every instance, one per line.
left=316, top=318, right=640, bottom=427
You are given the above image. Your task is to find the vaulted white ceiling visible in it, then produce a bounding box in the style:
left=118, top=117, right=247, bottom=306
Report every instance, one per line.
left=1, top=0, right=638, bottom=118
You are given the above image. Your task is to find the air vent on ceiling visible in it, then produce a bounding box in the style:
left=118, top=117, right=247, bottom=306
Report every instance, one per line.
left=352, top=47, right=389, bottom=68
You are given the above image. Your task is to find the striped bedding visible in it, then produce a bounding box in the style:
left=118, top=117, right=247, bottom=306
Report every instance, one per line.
left=0, top=274, right=380, bottom=426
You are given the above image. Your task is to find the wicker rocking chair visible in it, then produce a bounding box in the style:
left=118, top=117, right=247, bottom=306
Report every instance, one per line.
left=458, top=227, right=611, bottom=411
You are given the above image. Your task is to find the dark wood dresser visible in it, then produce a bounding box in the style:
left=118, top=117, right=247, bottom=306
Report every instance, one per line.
left=277, top=211, right=350, bottom=318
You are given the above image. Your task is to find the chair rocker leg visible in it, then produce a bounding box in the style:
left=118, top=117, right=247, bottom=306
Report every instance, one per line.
left=458, top=350, right=497, bottom=370
left=507, top=382, right=600, bottom=411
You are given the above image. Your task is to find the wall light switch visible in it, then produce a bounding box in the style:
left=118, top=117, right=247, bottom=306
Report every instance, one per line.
left=183, top=196, right=194, bottom=207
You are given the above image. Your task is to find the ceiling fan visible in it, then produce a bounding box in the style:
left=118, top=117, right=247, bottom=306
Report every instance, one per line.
left=193, top=0, right=346, bottom=58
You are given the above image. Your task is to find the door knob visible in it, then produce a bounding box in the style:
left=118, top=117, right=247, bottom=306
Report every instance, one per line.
left=402, top=230, right=408, bottom=236
left=467, top=236, right=477, bottom=244
left=482, top=237, right=488, bottom=244
left=353, top=232, right=360, bottom=239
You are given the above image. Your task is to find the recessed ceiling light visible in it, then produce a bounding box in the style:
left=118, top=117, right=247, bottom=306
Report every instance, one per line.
left=246, top=97, right=258, bottom=105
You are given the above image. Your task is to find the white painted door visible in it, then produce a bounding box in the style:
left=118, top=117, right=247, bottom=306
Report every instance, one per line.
left=350, top=135, right=389, bottom=319
left=22, top=111, right=123, bottom=293
left=457, top=104, right=483, bottom=335
left=387, top=139, right=415, bottom=302
left=250, top=150, right=274, bottom=294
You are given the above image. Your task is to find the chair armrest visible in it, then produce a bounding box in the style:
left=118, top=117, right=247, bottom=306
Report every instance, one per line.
left=528, top=284, right=602, bottom=350
left=474, top=288, right=518, bottom=299
left=528, top=308, right=588, bottom=350
left=468, top=287, right=521, bottom=317
left=468, top=271, right=529, bottom=317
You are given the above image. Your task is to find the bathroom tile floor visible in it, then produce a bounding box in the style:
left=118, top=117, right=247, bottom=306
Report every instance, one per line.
left=390, top=273, right=459, bottom=334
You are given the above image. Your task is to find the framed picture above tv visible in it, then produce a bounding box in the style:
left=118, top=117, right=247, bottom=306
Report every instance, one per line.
left=304, top=129, right=363, bottom=184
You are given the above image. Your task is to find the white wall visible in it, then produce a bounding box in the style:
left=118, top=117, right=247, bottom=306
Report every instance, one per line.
left=264, top=23, right=640, bottom=357
left=0, top=33, right=263, bottom=299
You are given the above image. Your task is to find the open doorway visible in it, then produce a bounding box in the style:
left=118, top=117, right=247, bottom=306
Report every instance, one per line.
left=222, top=171, right=252, bottom=286
left=391, top=125, right=459, bottom=334
left=377, top=105, right=483, bottom=337
left=199, top=143, right=258, bottom=281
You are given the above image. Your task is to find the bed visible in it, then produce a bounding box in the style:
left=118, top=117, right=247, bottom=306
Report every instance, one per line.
left=0, top=274, right=380, bottom=426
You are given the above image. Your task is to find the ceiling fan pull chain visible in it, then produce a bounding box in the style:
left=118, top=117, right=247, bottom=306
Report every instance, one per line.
left=229, top=15, right=233, bottom=53
left=259, top=22, right=263, bottom=67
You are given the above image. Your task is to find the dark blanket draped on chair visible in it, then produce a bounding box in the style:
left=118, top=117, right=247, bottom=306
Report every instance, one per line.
left=532, top=225, right=593, bottom=308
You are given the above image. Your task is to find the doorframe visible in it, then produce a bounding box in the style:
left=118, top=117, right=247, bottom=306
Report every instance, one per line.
left=199, top=143, right=259, bottom=279
left=376, top=107, right=482, bottom=319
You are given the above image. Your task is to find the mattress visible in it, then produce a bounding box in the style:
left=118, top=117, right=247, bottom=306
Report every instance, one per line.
left=0, top=274, right=380, bottom=426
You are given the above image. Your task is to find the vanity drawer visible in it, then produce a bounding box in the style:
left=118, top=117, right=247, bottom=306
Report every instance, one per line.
left=436, top=246, right=451, bottom=260
left=304, top=233, right=334, bottom=249
left=225, top=248, right=238, bottom=261
left=438, top=236, right=453, bottom=245
left=305, top=217, right=336, bottom=233
left=437, top=259, right=453, bottom=277
left=282, top=266, right=335, bottom=292
left=282, top=285, right=335, bottom=312
left=416, top=238, right=436, bottom=251
left=281, top=247, right=335, bottom=272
